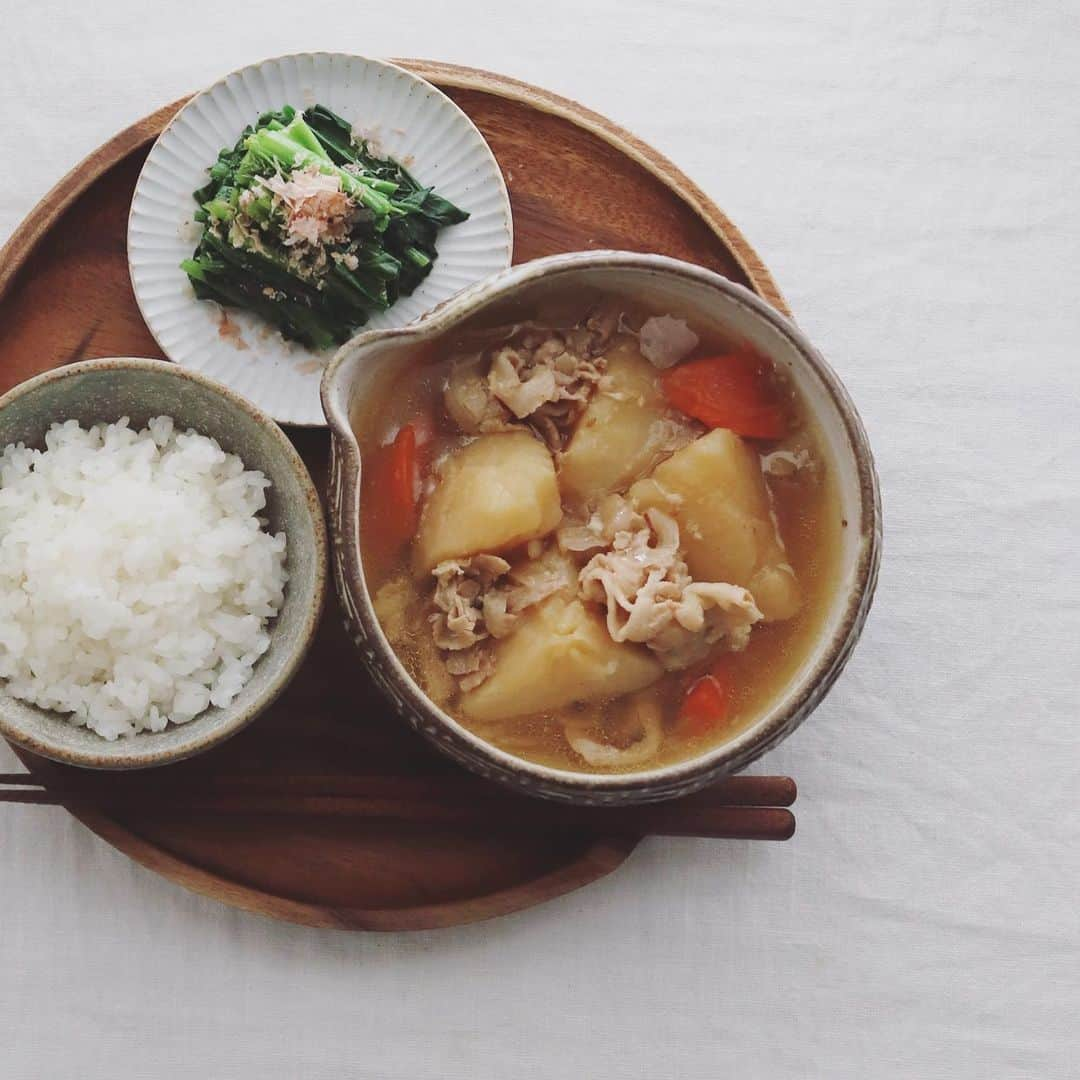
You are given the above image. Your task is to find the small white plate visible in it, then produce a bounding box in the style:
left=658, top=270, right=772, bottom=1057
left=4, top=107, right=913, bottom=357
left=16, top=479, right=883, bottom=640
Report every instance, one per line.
left=128, top=53, right=513, bottom=426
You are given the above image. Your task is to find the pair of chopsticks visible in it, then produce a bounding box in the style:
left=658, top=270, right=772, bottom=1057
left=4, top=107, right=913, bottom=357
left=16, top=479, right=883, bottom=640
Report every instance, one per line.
left=0, top=772, right=796, bottom=840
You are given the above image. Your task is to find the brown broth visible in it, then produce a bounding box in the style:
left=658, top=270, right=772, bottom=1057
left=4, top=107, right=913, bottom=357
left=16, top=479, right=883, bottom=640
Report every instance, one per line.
left=354, top=299, right=843, bottom=773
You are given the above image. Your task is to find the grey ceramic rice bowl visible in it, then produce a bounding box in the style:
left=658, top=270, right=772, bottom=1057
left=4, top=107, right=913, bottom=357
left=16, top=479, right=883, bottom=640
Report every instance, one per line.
left=0, top=357, right=327, bottom=769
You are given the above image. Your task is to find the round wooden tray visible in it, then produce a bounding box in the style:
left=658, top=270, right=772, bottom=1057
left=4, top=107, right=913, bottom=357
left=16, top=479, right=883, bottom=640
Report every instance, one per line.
left=0, top=60, right=788, bottom=930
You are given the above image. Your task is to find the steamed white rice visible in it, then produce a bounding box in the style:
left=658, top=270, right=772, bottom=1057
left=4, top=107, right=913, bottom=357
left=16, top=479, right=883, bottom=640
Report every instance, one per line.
left=0, top=416, right=287, bottom=739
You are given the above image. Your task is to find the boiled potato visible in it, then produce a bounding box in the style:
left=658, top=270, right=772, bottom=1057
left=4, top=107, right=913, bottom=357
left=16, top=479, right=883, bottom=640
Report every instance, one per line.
left=414, top=432, right=562, bottom=573
left=746, top=564, right=801, bottom=623
left=631, top=429, right=801, bottom=620
left=461, top=596, right=663, bottom=722
left=558, top=340, right=667, bottom=504
left=372, top=575, right=417, bottom=644
left=508, top=544, right=579, bottom=602
left=442, top=352, right=490, bottom=433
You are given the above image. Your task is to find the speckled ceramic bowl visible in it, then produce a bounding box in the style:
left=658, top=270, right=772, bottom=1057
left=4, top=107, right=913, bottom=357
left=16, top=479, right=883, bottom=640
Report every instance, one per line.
left=0, top=357, right=327, bottom=769
left=323, top=252, right=881, bottom=804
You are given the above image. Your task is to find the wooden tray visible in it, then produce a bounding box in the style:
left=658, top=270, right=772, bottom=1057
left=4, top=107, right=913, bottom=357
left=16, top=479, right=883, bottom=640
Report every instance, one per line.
left=0, top=60, right=789, bottom=930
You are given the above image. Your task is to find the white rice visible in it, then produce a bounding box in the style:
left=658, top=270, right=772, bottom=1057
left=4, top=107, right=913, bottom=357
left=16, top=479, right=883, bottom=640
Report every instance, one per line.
left=0, top=416, right=287, bottom=739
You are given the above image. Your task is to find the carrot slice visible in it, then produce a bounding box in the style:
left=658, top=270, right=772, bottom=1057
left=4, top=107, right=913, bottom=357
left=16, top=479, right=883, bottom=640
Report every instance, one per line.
left=409, top=408, right=436, bottom=451
left=678, top=663, right=735, bottom=738
left=362, top=419, right=425, bottom=564
left=660, top=350, right=786, bottom=439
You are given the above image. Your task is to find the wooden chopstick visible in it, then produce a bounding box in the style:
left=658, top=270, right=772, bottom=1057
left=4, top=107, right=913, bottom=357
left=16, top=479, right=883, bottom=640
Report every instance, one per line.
left=3, top=791, right=795, bottom=840
left=0, top=773, right=796, bottom=840
left=0, top=772, right=795, bottom=805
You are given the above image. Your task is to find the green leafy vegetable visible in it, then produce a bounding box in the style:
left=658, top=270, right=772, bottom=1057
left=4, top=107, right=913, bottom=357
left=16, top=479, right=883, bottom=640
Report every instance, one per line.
left=183, top=104, right=469, bottom=348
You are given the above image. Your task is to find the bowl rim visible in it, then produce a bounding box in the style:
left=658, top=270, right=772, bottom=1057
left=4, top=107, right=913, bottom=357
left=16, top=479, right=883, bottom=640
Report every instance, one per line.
left=0, top=355, right=329, bottom=769
left=323, top=251, right=882, bottom=798
left=127, top=50, right=514, bottom=429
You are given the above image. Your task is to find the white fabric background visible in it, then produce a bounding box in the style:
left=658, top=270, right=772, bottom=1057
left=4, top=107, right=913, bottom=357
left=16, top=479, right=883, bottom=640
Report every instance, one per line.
left=1, top=2, right=1077, bottom=1077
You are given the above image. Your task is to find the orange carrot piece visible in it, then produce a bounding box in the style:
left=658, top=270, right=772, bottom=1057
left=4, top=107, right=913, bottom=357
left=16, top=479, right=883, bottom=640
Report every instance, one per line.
left=362, top=420, right=424, bottom=563
left=409, top=409, right=436, bottom=451
left=660, top=351, right=786, bottom=439
left=678, top=664, right=735, bottom=738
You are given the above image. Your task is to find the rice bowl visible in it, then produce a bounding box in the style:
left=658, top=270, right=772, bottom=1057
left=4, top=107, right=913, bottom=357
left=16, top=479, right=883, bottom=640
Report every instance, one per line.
left=0, top=357, right=326, bottom=770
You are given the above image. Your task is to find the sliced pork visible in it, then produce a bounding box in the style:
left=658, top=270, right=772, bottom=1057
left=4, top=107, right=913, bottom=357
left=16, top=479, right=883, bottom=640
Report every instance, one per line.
left=577, top=497, right=762, bottom=670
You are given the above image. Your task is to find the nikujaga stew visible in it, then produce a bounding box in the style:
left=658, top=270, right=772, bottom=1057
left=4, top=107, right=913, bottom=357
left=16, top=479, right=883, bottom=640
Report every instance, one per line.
left=355, top=294, right=842, bottom=773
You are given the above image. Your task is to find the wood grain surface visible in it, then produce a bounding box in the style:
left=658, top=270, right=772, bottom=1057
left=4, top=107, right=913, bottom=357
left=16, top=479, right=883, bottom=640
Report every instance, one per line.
left=0, top=60, right=788, bottom=931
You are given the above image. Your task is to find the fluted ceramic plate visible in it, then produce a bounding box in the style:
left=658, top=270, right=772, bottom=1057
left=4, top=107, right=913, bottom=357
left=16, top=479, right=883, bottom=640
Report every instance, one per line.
left=128, top=54, right=512, bottom=426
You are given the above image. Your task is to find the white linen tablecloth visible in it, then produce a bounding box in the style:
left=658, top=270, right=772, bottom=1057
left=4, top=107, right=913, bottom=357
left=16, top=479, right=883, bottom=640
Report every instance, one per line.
left=1, top=2, right=1077, bottom=1077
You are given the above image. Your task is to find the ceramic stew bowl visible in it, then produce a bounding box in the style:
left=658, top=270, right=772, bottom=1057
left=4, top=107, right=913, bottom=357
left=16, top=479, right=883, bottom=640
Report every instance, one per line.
left=0, top=357, right=328, bottom=769
left=322, top=252, right=882, bottom=805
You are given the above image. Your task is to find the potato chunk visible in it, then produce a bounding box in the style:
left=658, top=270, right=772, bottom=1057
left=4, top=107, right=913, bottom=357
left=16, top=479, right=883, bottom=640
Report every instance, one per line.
left=372, top=574, right=417, bottom=645
left=631, top=429, right=801, bottom=620
left=558, top=339, right=668, bottom=504
left=461, top=596, right=663, bottom=722
left=414, top=432, right=562, bottom=573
